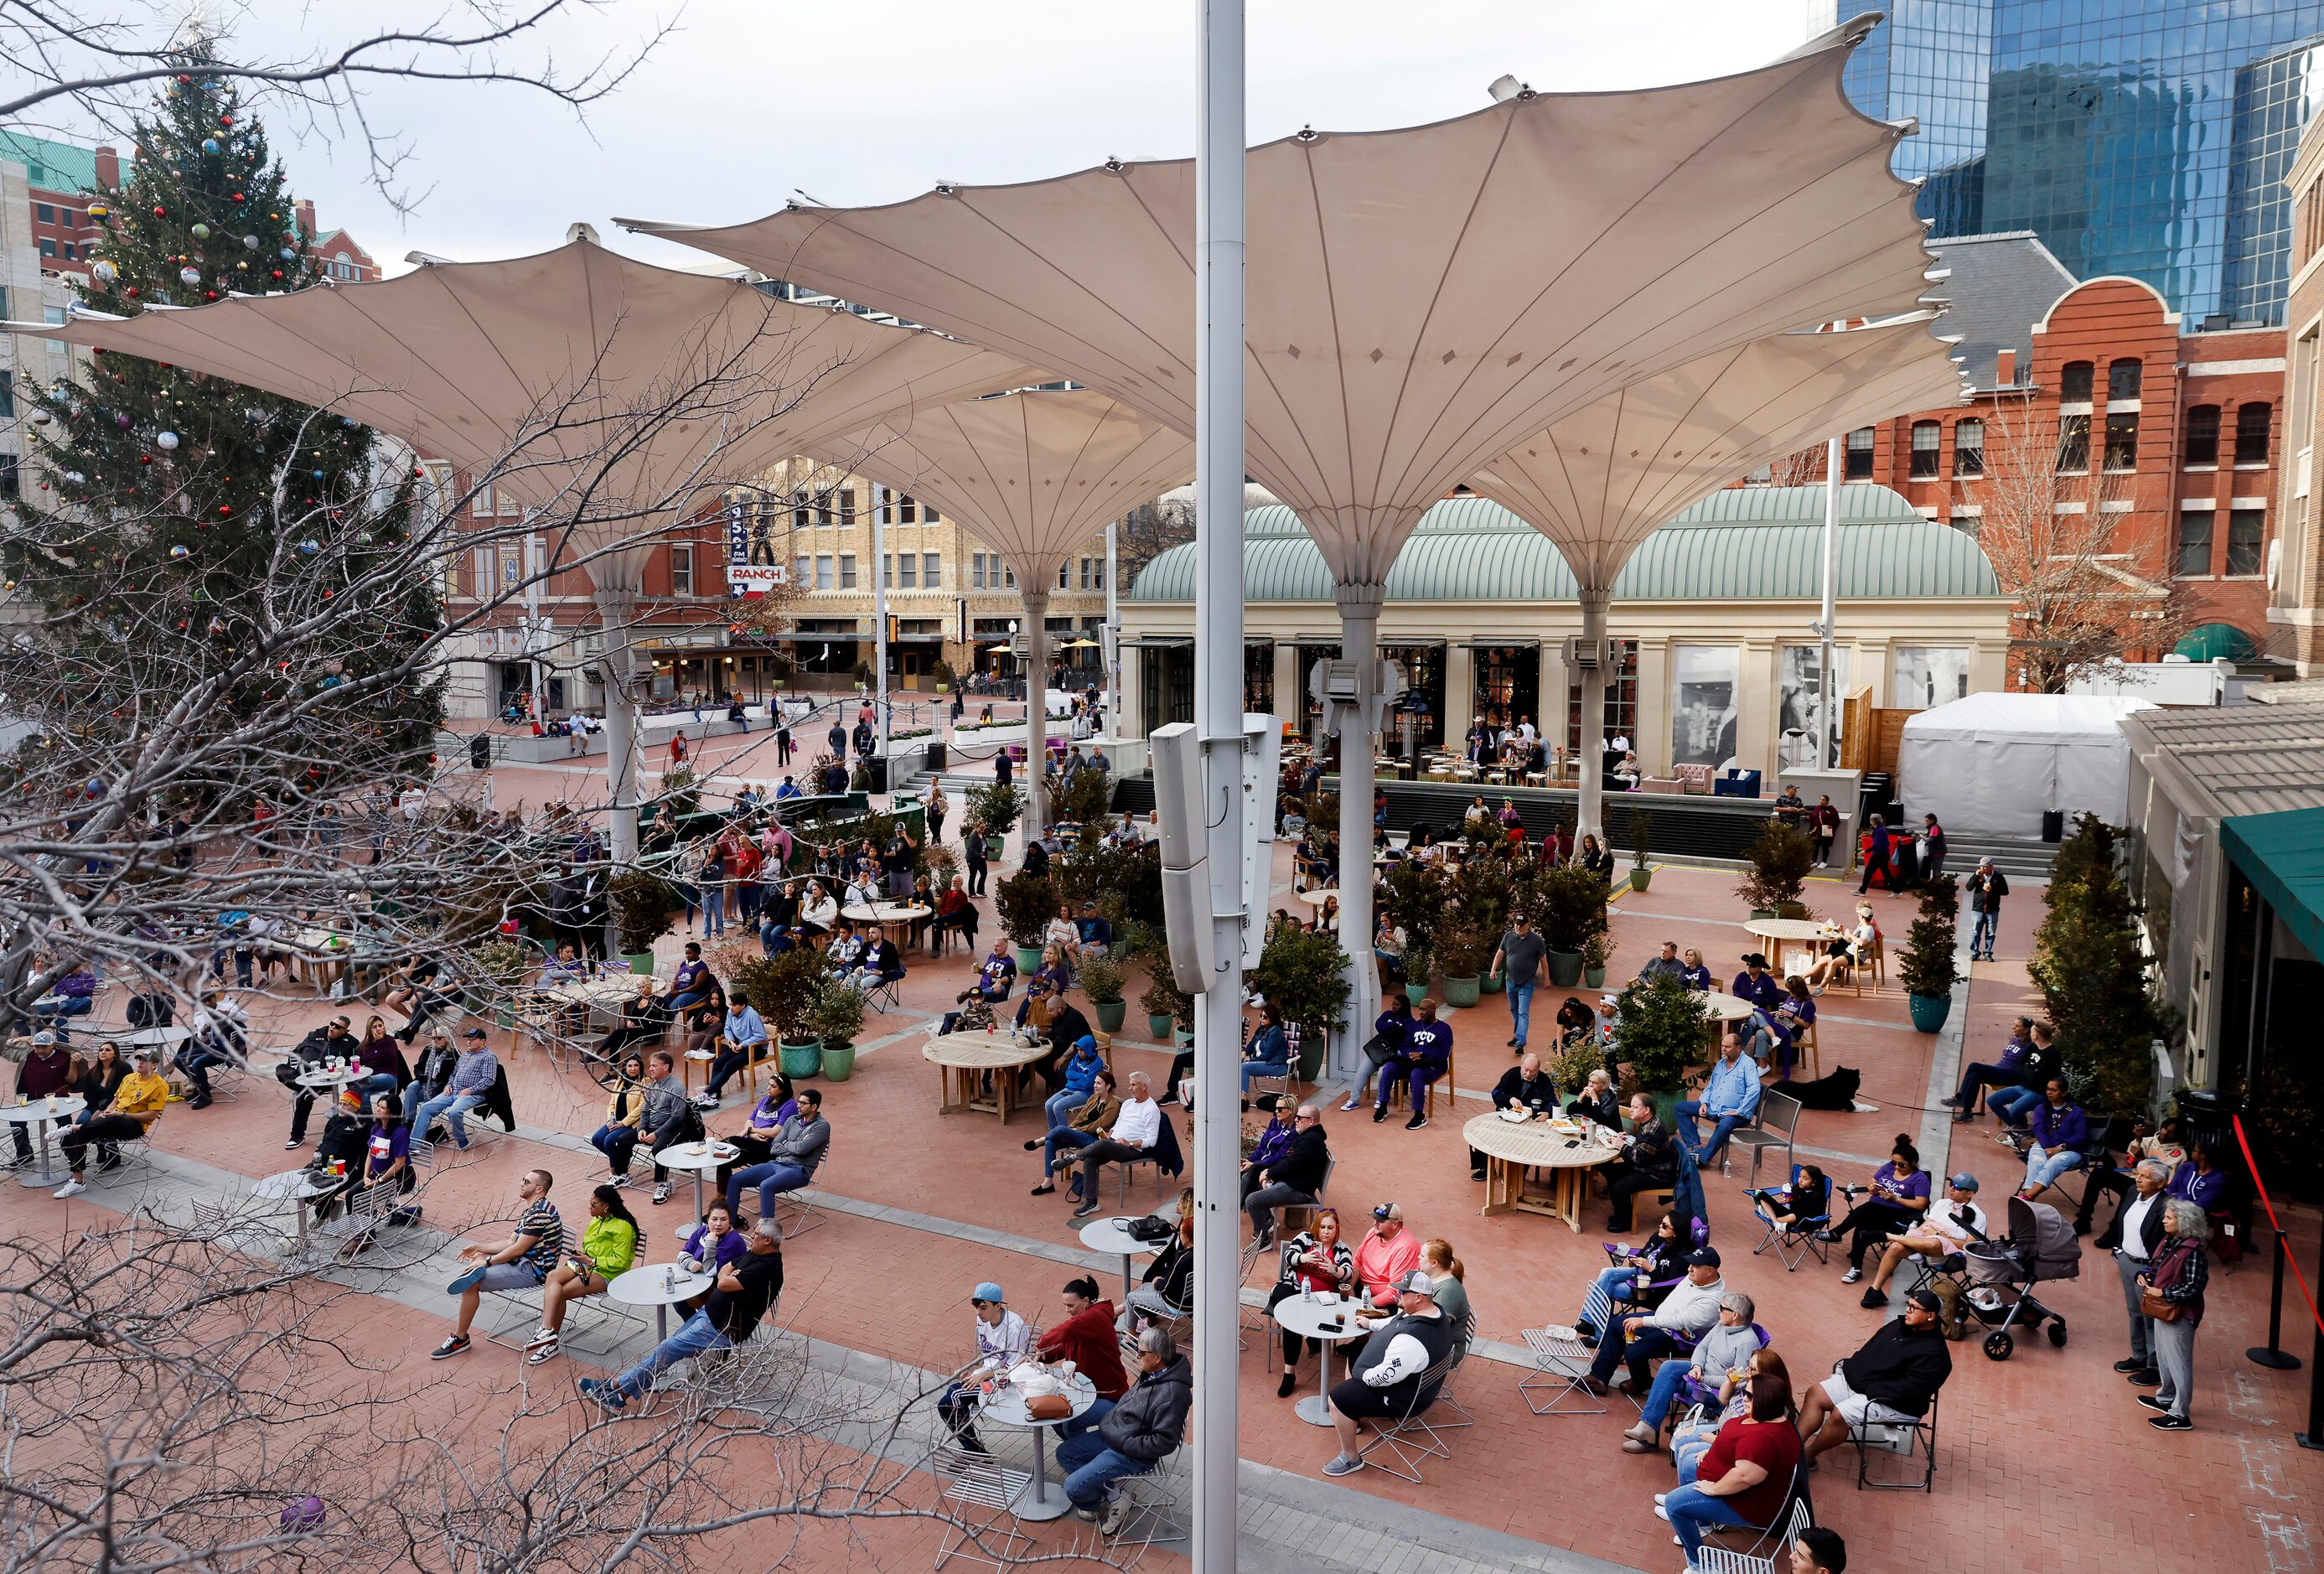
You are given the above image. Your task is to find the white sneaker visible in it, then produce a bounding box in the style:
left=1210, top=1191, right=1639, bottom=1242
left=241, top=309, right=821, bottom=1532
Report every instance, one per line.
left=53, top=1177, right=85, bottom=1199
left=1654, top=1493, right=1669, bottom=1507
left=522, top=1327, right=558, bottom=1352
left=1840, top=1267, right=1862, bottom=1284
left=1098, top=1496, right=1132, bottom=1537
left=525, top=1337, right=561, bottom=1365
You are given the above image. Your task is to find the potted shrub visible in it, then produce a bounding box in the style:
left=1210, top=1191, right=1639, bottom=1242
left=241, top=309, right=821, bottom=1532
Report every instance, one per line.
left=851, top=659, right=872, bottom=691
left=1249, top=923, right=1352, bottom=1080
left=1535, top=862, right=1605, bottom=988
left=1400, top=940, right=1435, bottom=1001
left=1612, top=971, right=1711, bottom=1127
left=608, top=868, right=679, bottom=973
left=1545, top=1032, right=1602, bottom=1100
left=1897, top=873, right=1961, bottom=1033
left=475, top=938, right=528, bottom=1030
left=1141, top=970, right=1192, bottom=1042
left=810, top=979, right=865, bottom=1081
left=995, top=872, right=1056, bottom=974
left=967, top=780, right=1022, bottom=860
left=1581, top=930, right=1611, bottom=992
left=738, top=947, right=828, bottom=1079
left=1436, top=924, right=1491, bottom=1008
left=1078, top=951, right=1129, bottom=1033
left=1736, top=817, right=1814, bottom=919
left=1624, top=806, right=1654, bottom=893
left=932, top=656, right=955, bottom=695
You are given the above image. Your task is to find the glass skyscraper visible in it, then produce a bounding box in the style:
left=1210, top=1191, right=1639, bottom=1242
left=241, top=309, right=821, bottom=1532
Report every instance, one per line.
left=1819, top=1, right=2324, bottom=324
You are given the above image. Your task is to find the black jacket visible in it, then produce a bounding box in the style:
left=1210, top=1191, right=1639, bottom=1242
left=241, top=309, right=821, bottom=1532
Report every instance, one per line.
left=2098, top=1187, right=2168, bottom=1255
left=1567, top=1089, right=1621, bottom=1128
left=276, top=1028, right=357, bottom=1090
left=1045, top=1002, right=1092, bottom=1053
left=1492, top=1068, right=1561, bottom=1116
left=1100, top=1354, right=1193, bottom=1463
left=1966, top=868, right=2010, bottom=912
left=1841, top=1319, right=1953, bottom=1417
left=1270, top=1124, right=1331, bottom=1197
left=1624, top=1120, right=1680, bottom=1183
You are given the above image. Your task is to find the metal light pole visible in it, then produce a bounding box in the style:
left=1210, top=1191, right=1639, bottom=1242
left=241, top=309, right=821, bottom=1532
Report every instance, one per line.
left=1191, top=0, right=1245, bottom=1566
left=1105, top=515, right=1121, bottom=739
left=1819, top=435, right=1840, bottom=769
left=874, top=489, right=891, bottom=769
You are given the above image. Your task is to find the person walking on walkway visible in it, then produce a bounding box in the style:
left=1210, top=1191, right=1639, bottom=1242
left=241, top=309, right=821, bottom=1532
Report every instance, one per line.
left=1491, top=914, right=1546, bottom=1053
left=1964, top=858, right=2008, bottom=961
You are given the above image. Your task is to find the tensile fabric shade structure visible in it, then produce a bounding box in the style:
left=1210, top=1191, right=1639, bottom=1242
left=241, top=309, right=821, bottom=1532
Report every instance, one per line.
left=810, top=388, right=1191, bottom=836
left=1467, top=313, right=1969, bottom=838
left=624, top=16, right=1946, bottom=1060
left=23, top=235, right=1043, bottom=860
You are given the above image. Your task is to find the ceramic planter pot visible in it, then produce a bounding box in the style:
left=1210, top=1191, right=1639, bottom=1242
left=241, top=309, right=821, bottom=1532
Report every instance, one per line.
left=1629, top=868, right=1652, bottom=893
left=1480, top=972, right=1504, bottom=995
left=1442, top=975, right=1481, bottom=1008
left=1095, top=1000, right=1128, bottom=1033
left=779, top=1040, right=822, bottom=1079
left=1147, top=1013, right=1175, bottom=1039
left=820, top=1043, right=856, bottom=1081
left=1907, top=992, right=1952, bottom=1033
left=1583, top=966, right=1607, bottom=990
left=1546, top=949, right=1585, bottom=988
left=1013, top=945, right=1043, bottom=975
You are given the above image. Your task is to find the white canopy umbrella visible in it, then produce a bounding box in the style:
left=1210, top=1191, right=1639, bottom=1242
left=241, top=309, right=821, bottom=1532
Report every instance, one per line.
left=624, top=17, right=1940, bottom=1055
left=1468, top=313, right=1969, bottom=838
left=811, top=387, right=1191, bottom=839
left=23, top=234, right=1043, bottom=862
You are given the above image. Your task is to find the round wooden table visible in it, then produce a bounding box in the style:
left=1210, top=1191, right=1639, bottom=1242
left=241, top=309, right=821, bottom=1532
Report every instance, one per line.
left=1743, top=917, right=1834, bottom=981
left=1463, top=1111, right=1622, bottom=1233
left=844, top=902, right=932, bottom=948
left=923, top=1030, right=1045, bottom=1124
left=1698, top=991, right=1764, bottom=1024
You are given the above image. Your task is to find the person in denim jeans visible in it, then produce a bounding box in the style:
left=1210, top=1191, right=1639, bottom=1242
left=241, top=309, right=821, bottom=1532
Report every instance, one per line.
left=1490, top=914, right=1546, bottom=1051
left=1057, top=1325, right=1192, bottom=1535
left=2016, top=1080, right=2089, bottom=1201
left=411, top=1028, right=499, bottom=1150
left=1964, top=858, right=2008, bottom=962
left=583, top=1217, right=784, bottom=1410
left=428, top=1169, right=562, bottom=1360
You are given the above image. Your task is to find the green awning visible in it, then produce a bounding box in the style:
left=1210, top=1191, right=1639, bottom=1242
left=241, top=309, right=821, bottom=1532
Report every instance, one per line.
left=2174, top=623, right=2259, bottom=662
left=2221, top=805, right=2324, bottom=964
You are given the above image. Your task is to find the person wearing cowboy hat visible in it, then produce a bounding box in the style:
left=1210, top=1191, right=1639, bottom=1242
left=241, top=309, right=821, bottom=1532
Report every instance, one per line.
left=54, top=1047, right=168, bottom=1197
left=1728, top=953, right=1785, bottom=1013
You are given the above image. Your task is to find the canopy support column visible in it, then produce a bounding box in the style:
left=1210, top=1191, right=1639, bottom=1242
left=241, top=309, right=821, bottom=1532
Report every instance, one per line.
left=1333, top=582, right=1384, bottom=1078
left=1021, top=586, right=1051, bottom=841
left=595, top=581, right=644, bottom=958
left=1576, top=586, right=1611, bottom=848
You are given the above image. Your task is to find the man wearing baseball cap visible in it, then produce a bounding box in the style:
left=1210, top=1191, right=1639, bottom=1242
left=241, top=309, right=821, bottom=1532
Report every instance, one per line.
left=1322, top=1266, right=1454, bottom=1476
left=934, top=1281, right=1032, bottom=1452
left=9, top=1030, right=71, bottom=1165
left=1352, top=1204, right=1421, bottom=1309
left=1799, top=1289, right=1953, bottom=1463
left=54, top=1047, right=169, bottom=1198
left=1584, top=1245, right=1724, bottom=1395
left=1860, top=1173, right=1986, bottom=1310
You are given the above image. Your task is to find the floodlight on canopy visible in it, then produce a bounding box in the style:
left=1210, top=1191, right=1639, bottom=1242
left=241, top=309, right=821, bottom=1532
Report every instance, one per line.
left=1467, top=313, right=1969, bottom=838
left=19, top=234, right=1045, bottom=862
left=808, top=387, right=1192, bottom=836
left=623, top=15, right=1947, bottom=1058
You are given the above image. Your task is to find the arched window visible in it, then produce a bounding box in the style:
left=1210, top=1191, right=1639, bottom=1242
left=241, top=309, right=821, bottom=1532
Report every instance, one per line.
left=2107, top=358, right=2142, bottom=401
left=1909, top=421, right=1941, bottom=478
left=2236, top=402, right=2273, bottom=465
left=2058, top=360, right=2094, bottom=402
left=2184, top=404, right=2221, bottom=466
left=1953, top=417, right=1985, bottom=476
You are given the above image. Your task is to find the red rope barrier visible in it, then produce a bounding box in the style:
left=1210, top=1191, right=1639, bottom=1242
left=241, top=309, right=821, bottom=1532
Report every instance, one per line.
left=2233, top=1115, right=2324, bottom=1341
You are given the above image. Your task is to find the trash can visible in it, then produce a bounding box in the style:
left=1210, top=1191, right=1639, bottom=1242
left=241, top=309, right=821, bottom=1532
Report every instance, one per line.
left=468, top=733, right=491, bottom=771
left=863, top=755, right=890, bottom=793
left=2175, top=1085, right=2240, bottom=1157
left=2040, top=809, right=2065, bottom=842
left=924, top=741, right=947, bottom=772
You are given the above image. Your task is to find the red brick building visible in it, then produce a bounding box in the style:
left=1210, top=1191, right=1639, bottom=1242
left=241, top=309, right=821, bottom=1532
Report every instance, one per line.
left=1767, top=234, right=2285, bottom=679
left=0, top=133, right=121, bottom=270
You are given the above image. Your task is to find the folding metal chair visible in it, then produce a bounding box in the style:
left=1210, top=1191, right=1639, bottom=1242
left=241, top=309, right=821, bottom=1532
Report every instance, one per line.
left=1517, top=1325, right=1607, bottom=1417
left=1748, top=1167, right=1831, bottom=1271
left=1355, top=1351, right=1459, bottom=1482
left=929, top=1438, right=1033, bottom=1574
left=1697, top=1493, right=1814, bottom=1574
left=1726, top=1089, right=1801, bottom=1191
left=1432, top=1308, right=1479, bottom=1428
left=1843, top=1369, right=1941, bottom=1490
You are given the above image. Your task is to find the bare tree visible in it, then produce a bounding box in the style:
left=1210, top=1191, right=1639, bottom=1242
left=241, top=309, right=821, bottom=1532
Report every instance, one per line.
left=1974, top=395, right=2187, bottom=692
left=0, top=1, right=674, bottom=212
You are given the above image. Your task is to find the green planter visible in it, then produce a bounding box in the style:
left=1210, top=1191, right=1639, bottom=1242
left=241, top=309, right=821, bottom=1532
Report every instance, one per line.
left=1147, top=1012, right=1175, bottom=1039
left=1095, top=1000, right=1128, bottom=1033
left=986, top=836, right=1008, bottom=861
left=1628, top=868, right=1652, bottom=893
left=1173, top=1027, right=1195, bottom=1049
left=1583, top=966, right=1607, bottom=990
left=820, top=1043, right=857, bottom=1081
left=1014, top=945, right=1043, bottom=975
left=1748, top=909, right=1778, bottom=923
left=1297, top=1033, right=1327, bottom=1081
left=1907, top=992, right=1952, bottom=1033
left=1441, top=975, right=1482, bottom=1008
left=494, top=1007, right=516, bottom=1030
left=1546, top=949, right=1585, bottom=988
left=1646, top=1089, right=1683, bottom=1130
left=624, top=951, right=655, bottom=975
left=1480, top=972, right=1504, bottom=995
left=779, top=1039, right=823, bottom=1080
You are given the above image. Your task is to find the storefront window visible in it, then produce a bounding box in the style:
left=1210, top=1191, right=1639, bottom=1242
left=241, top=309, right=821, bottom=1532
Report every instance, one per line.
left=1669, top=645, right=1740, bottom=770
left=1473, top=645, right=1541, bottom=738
left=1380, top=644, right=1446, bottom=747
left=1244, top=642, right=1274, bottom=714
left=1890, top=646, right=1968, bottom=711
left=1297, top=643, right=1341, bottom=738
left=1565, top=639, right=1638, bottom=757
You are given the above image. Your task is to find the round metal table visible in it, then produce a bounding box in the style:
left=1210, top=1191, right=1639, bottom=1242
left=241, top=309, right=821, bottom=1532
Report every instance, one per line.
left=655, top=1140, right=739, bottom=1222
left=3, top=1096, right=85, bottom=1188
left=1271, top=1293, right=1374, bottom=1426
left=253, top=1166, right=343, bottom=1257
left=1462, top=1111, right=1621, bottom=1233
left=608, top=1262, right=714, bottom=1340
left=1075, top=1214, right=1157, bottom=1304
left=980, top=1372, right=1099, bottom=1520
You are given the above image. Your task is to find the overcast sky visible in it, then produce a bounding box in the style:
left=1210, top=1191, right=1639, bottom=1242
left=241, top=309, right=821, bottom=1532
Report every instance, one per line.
left=102, top=0, right=1811, bottom=275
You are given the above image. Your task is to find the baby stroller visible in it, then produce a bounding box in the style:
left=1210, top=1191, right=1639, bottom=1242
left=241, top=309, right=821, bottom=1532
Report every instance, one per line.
left=1961, top=1196, right=2081, bottom=1360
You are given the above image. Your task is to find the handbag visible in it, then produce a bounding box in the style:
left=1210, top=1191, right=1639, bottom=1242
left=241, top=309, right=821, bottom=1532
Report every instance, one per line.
left=1126, top=1214, right=1176, bottom=1245
left=1025, top=1394, right=1071, bottom=1421
left=2139, top=1286, right=2182, bottom=1323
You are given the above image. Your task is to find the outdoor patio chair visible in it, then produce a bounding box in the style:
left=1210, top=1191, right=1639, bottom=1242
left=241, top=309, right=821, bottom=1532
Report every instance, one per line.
left=1517, top=1324, right=1607, bottom=1417
left=929, top=1438, right=1034, bottom=1574
left=1696, top=1489, right=1814, bottom=1574
left=1839, top=1361, right=1940, bottom=1490
left=1355, top=1351, right=1460, bottom=1482
left=1726, top=1089, right=1802, bottom=1191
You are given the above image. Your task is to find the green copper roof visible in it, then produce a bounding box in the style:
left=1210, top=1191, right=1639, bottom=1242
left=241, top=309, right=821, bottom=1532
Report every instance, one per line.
left=0, top=132, right=103, bottom=195
left=1131, top=485, right=1999, bottom=603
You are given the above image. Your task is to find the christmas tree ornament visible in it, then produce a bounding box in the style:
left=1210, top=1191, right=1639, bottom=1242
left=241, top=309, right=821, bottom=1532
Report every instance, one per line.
left=153, top=205, right=167, bottom=217
left=201, top=138, right=220, bottom=154
left=87, top=203, right=108, bottom=219
left=189, top=222, right=211, bottom=239
left=113, top=413, right=132, bottom=428
left=219, top=505, right=232, bottom=516
left=169, top=545, right=190, bottom=560
left=277, top=246, right=296, bottom=261
left=179, top=267, right=200, bottom=287
left=298, top=540, right=321, bottom=556
left=92, top=258, right=118, bottom=286
left=243, top=234, right=259, bottom=249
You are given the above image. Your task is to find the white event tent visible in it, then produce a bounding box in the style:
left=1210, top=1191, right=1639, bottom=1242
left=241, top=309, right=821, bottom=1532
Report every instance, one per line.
left=623, top=16, right=1945, bottom=1054
left=22, top=235, right=1043, bottom=860
left=1898, top=692, right=2157, bottom=838
left=811, top=388, right=1193, bottom=837
left=1468, top=314, right=1969, bottom=838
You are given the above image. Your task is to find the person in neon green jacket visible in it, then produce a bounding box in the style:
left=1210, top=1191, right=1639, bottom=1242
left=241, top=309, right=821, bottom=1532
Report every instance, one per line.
left=524, top=1184, right=641, bottom=1365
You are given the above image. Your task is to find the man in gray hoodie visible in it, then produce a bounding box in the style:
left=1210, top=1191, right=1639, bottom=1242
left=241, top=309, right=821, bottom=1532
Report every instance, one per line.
left=725, top=1087, right=830, bottom=1219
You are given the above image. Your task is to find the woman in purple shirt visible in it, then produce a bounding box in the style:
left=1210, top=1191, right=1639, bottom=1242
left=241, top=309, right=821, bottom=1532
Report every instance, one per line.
left=1822, top=1135, right=1932, bottom=1280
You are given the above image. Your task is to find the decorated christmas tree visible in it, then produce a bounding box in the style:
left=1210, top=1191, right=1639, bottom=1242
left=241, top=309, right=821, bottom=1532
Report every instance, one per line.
left=5, top=60, right=445, bottom=805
